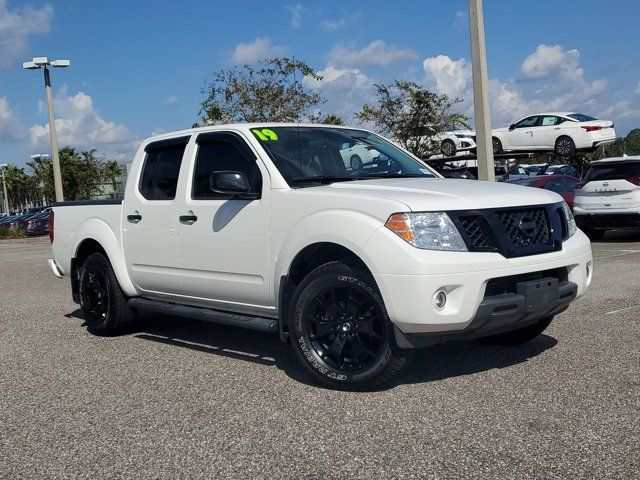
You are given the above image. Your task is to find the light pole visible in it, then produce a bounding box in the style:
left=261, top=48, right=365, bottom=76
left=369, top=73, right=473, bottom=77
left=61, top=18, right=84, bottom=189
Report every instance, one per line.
left=23, top=56, right=70, bottom=202
left=468, top=0, right=495, bottom=181
left=0, top=164, right=9, bottom=214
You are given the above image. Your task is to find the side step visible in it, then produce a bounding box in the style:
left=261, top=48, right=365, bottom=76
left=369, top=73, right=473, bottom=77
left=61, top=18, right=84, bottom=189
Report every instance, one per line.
left=128, top=298, right=278, bottom=333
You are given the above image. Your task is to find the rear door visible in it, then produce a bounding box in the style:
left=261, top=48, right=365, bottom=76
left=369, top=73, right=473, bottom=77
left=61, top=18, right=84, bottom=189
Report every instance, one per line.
left=576, top=162, right=640, bottom=212
left=176, top=131, right=272, bottom=315
left=123, top=136, right=190, bottom=295
left=537, top=115, right=563, bottom=148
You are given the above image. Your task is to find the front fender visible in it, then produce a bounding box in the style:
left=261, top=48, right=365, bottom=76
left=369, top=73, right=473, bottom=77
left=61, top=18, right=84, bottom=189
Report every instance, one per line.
left=273, top=209, right=384, bottom=301
left=72, top=218, right=138, bottom=297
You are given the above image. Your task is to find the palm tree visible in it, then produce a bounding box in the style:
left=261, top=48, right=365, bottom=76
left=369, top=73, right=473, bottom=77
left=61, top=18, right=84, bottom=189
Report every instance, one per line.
left=103, top=160, right=123, bottom=198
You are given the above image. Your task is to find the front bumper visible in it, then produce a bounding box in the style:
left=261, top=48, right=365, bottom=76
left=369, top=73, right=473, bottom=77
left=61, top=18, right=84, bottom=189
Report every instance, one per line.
left=367, top=228, right=593, bottom=335
left=575, top=212, right=640, bottom=230
left=394, top=280, right=577, bottom=348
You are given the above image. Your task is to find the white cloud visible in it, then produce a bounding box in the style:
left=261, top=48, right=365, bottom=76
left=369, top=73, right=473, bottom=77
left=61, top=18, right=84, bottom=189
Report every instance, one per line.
left=321, top=18, right=348, bottom=33
left=0, top=0, right=53, bottom=69
left=0, top=96, right=25, bottom=141
left=453, top=10, right=467, bottom=29
left=286, top=4, right=303, bottom=28
left=329, top=40, right=417, bottom=67
left=165, top=95, right=179, bottom=106
left=422, top=55, right=471, bottom=99
left=231, top=37, right=287, bottom=64
left=304, top=64, right=373, bottom=123
left=29, top=86, right=139, bottom=161
left=519, top=44, right=581, bottom=81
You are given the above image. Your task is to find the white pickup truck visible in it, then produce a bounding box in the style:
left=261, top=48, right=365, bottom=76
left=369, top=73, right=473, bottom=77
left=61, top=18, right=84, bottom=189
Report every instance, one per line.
left=49, top=124, right=593, bottom=390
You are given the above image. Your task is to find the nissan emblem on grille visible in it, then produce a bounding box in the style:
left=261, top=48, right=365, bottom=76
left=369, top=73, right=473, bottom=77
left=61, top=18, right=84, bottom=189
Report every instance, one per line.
left=518, top=215, right=538, bottom=238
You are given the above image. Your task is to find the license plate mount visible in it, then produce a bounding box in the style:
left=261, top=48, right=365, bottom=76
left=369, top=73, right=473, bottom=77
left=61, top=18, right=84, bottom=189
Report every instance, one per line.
left=517, top=277, right=560, bottom=313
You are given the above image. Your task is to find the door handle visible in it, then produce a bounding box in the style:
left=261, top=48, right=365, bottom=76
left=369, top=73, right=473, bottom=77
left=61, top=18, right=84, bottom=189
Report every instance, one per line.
left=127, top=212, right=142, bottom=224
left=179, top=213, right=198, bottom=225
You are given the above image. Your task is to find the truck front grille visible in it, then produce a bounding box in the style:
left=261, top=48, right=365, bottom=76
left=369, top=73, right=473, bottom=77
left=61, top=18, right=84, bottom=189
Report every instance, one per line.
left=449, top=204, right=564, bottom=258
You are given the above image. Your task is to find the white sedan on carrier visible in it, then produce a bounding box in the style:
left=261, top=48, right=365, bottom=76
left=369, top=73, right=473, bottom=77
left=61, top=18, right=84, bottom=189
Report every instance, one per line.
left=492, top=113, right=616, bottom=157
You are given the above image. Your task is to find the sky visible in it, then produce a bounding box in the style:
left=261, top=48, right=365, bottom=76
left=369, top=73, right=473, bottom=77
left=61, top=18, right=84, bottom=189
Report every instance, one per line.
left=0, top=0, right=639, bottom=167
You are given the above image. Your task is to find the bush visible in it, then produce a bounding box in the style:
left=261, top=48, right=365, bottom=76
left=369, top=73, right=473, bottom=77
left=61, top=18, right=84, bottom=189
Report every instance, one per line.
left=0, top=226, right=26, bottom=239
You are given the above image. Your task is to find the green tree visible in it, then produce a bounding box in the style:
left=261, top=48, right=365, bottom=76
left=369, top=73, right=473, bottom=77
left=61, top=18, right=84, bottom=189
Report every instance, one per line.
left=319, top=114, right=344, bottom=125
left=198, top=57, right=325, bottom=125
left=3, top=165, right=37, bottom=212
left=103, top=160, right=124, bottom=198
left=27, top=147, right=105, bottom=201
left=356, top=80, right=469, bottom=158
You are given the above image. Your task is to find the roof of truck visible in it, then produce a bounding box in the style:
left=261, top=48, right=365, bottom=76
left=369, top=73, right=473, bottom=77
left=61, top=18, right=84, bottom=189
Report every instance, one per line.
left=145, top=123, right=367, bottom=143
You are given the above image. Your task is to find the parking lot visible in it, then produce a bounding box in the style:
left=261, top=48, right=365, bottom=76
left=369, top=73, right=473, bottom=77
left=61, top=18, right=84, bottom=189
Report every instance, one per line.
left=1, top=234, right=638, bottom=479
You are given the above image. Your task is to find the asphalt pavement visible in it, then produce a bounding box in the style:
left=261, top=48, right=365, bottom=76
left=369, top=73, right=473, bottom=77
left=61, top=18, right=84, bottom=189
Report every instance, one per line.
left=1, top=233, right=638, bottom=479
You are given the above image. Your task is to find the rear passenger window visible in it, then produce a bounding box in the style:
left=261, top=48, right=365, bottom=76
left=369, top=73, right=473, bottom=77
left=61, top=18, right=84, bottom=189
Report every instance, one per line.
left=192, top=132, right=261, bottom=199
left=139, top=138, right=188, bottom=200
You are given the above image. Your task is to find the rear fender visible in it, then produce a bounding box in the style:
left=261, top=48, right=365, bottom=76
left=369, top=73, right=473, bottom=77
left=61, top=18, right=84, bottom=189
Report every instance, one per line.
left=73, top=218, right=138, bottom=297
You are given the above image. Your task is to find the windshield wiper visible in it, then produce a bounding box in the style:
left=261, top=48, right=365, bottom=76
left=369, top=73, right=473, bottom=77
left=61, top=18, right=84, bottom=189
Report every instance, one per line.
left=362, top=173, right=432, bottom=179
left=290, top=176, right=358, bottom=185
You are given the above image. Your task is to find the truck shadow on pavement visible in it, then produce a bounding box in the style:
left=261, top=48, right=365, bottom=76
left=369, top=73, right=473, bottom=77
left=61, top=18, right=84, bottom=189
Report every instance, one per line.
left=66, top=309, right=558, bottom=390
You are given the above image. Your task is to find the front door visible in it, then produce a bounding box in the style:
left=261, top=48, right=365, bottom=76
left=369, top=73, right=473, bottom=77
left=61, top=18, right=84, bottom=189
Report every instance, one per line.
left=508, top=116, right=539, bottom=148
left=123, top=136, right=190, bottom=295
left=177, top=131, right=272, bottom=316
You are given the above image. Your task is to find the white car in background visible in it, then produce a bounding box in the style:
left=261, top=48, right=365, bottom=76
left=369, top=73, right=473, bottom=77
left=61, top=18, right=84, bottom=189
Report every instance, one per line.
left=574, top=156, right=640, bottom=240
left=492, top=113, right=616, bottom=157
left=436, top=129, right=477, bottom=157
left=339, top=141, right=381, bottom=170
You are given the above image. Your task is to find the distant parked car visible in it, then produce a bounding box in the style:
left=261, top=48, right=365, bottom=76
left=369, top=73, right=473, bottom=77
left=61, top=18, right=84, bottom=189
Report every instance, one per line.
left=405, top=127, right=477, bottom=158
left=545, top=164, right=577, bottom=176
left=573, top=156, right=640, bottom=240
left=25, top=211, right=51, bottom=236
left=508, top=175, right=580, bottom=210
left=339, top=141, right=381, bottom=170
left=492, top=113, right=616, bottom=157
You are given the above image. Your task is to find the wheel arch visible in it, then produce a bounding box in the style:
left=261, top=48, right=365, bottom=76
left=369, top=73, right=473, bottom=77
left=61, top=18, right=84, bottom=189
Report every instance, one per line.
left=277, top=241, right=378, bottom=343
left=71, top=219, right=138, bottom=300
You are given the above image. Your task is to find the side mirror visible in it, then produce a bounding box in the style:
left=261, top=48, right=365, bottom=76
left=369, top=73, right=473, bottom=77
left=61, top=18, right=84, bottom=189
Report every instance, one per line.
left=509, top=124, right=516, bottom=131
left=209, top=171, right=258, bottom=199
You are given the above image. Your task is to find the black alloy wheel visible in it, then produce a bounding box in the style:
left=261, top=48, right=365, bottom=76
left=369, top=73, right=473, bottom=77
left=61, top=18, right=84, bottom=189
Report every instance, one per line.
left=81, top=267, right=110, bottom=327
left=350, top=155, right=363, bottom=170
left=79, top=252, right=135, bottom=335
left=303, top=285, right=385, bottom=372
left=290, top=261, right=409, bottom=390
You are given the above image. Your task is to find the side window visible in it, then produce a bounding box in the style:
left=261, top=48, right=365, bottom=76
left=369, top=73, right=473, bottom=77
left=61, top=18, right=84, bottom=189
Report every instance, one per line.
left=139, top=139, right=188, bottom=200
left=515, top=116, right=539, bottom=128
left=540, top=116, right=557, bottom=126
left=192, top=133, right=262, bottom=199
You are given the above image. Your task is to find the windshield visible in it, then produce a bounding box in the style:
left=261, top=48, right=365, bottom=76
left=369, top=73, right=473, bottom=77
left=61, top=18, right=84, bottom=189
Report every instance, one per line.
left=584, top=162, right=640, bottom=181
left=250, top=126, right=437, bottom=186
left=568, top=113, right=597, bottom=122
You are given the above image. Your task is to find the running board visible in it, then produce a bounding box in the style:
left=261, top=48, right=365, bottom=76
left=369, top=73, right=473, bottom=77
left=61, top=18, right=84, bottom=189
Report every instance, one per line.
left=128, top=298, right=278, bottom=333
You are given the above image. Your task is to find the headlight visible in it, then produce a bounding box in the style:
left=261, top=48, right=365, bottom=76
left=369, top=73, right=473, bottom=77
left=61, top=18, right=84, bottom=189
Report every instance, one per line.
left=385, top=212, right=468, bottom=251
left=561, top=202, right=577, bottom=239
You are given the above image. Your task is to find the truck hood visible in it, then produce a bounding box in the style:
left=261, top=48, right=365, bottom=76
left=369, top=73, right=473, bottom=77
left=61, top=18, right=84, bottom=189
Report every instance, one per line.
left=322, top=178, right=562, bottom=211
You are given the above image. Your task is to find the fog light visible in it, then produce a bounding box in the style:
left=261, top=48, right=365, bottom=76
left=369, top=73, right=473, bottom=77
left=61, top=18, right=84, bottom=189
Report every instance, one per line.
left=434, top=290, right=447, bottom=309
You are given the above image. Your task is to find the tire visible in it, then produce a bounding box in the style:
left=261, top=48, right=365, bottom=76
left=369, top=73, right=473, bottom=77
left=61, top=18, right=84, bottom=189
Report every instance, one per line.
left=555, top=136, right=575, bottom=157
left=441, top=139, right=456, bottom=157
left=492, top=137, right=503, bottom=155
left=79, top=252, right=135, bottom=335
left=480, top=316, right=553, bottom=346
left=289, top=261, right=410, bottom=390
left=350, top=155, right=363, bottom=170
left=583, top=228, right=606, bottom=241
